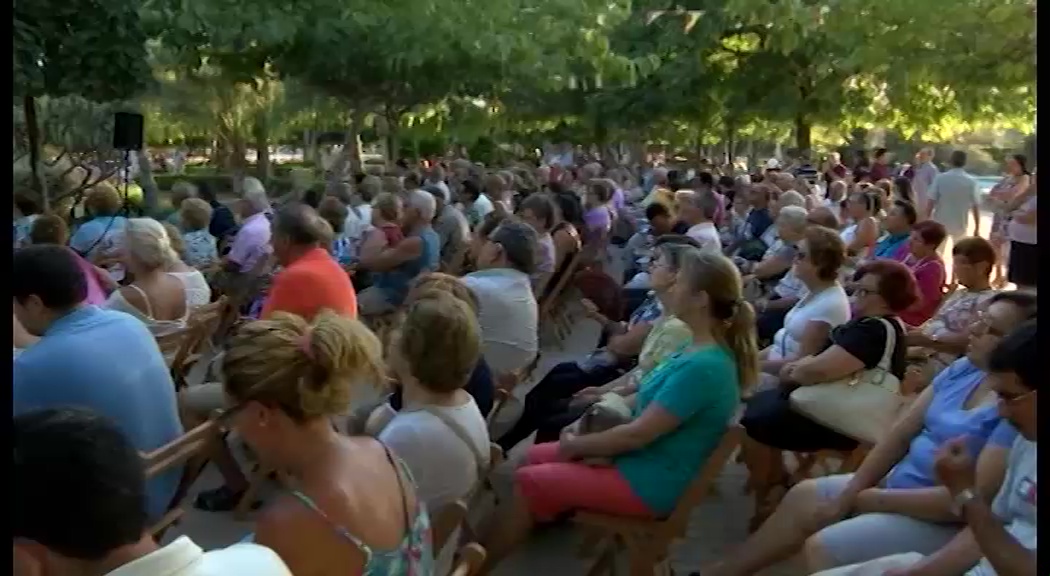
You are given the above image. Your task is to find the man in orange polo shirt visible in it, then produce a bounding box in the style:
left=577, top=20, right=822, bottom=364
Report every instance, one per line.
left=261, top=203, right=357, bottom=320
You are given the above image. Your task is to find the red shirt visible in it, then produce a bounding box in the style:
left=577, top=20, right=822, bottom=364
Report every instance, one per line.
left=869, top=162, right=891, bottom=182
left=261, top=247, right=357, bottom=320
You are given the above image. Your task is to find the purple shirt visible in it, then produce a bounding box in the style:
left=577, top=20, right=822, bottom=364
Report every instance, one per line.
left=583, top=205, right=612, bottom=236
left=227, top=212, right=272, bottom=272
left=611, top=187, right=626, bottom=213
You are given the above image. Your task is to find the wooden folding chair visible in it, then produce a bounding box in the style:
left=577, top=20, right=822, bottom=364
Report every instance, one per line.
left=432, top=500, right=470, bottom=552
left=486, top=388, right=512, bottom=434
left=448, top=543, right=487, bottom=576
left=573, top=426, right=744, bottom=576
left=169, top=297, right=230, bottom=390
left=156, top=326, right=197, bottom=369
left=538, top=250, right=584, bottom=348
left=143, top=418, right=224, bottom=540
left=788, top=444, right=871, bottom=485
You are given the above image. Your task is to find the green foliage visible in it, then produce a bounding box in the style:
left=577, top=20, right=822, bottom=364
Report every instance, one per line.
left=18, top=0, right=1037, bottom=165
left=14, top=0, right=151, bottom=100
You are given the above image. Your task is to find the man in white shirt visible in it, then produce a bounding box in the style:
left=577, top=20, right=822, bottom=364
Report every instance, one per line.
left=14, top=408, right=292, bottom=576
left=424, top=164, right=452, bottom=204
left=462, top=219, right=540, bottom=375
left=675, top=188, right=723, bottom=254
left=926, top=150, right=981, bottom=256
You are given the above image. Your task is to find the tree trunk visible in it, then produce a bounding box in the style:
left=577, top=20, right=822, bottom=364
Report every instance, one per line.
left=304, top=130, right=320, bottom=167
left=253, top=113, right=272, bottom=182
left=384, top=106, right=401, bottom=170
left=346, top=109, right=364, bottom=176
left=794, top=113, right=812, bottom=153
left=23, top=95, right=48, bottom=211
left=136, top=149, right=161, bottom=216
left=725, top=123, right=737, bottom=169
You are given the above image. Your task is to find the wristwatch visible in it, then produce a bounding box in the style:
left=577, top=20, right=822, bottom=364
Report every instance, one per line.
left=952, top=488, right=979, bottom=518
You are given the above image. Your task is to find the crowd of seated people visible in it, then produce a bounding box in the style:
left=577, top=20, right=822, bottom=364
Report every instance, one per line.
left=11, top=154, right=1037, bottom=576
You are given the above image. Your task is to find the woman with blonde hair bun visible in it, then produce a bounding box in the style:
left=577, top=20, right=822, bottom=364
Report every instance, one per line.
left=479, top=249, right=756, bottom=572
left=102, top=218, right=209, bottom=335
left=223, top=310, right=433, bottom=576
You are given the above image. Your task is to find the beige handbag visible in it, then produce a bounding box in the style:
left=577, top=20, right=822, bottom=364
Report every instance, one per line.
left=789, top=317, right=904, bottom=445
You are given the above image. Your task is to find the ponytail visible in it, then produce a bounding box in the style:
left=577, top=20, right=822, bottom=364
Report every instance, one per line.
left=717, top=300, right=760, bottom=392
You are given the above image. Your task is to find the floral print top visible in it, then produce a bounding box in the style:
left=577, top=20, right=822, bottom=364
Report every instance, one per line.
left=182, top=229, right=218, bottom=269
left=288, top=447, right=433, bottom=576
left=921, top=287, right=997, bottom=369
left=13, top=215, right=39, bottom=250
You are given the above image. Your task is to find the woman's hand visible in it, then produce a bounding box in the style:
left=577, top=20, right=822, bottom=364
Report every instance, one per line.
left=778, top=362, right=798, bottom=382
left=558, top=430, right=581, bottom=460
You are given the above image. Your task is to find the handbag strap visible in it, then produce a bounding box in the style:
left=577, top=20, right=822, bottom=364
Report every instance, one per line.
left=872, top=317, right=899, bottom=372
left=418, top=406, right=487, bottom=482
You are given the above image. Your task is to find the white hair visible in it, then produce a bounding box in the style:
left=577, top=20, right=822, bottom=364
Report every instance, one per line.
left=242, top=177, right=270, bottom=212
left=776, top=205, right=809, bottom=231
left=777, top=190, right=807, bottom=210
left=406, top=188, right=437, bottom=221
left=124, top=218, right=180, bottom=270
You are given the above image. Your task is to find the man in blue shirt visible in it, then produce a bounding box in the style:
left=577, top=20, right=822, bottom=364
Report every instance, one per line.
left=13, top=245, right=184, bottom=520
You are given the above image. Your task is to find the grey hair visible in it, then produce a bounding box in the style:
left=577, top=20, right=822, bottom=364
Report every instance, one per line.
left=406, top=188, right=437, bottom=221
left=682, top=188, right=720, bottom=220
left=828, top=180, right=848, bottom=200
left=490, top=219, right=539, bottom=275
left=776, top=205, right=809, bottom=232
left=777, top=190, right=806, bottom=210
left=124, top=218, right=180, bottom=270
left=242, top=178, right=271, bottom=212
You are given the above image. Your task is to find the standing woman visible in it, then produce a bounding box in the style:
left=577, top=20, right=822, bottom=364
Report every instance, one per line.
left=1005, top=169, right=1037, bottom=290
left=987, top=154, right=1032, bottom=287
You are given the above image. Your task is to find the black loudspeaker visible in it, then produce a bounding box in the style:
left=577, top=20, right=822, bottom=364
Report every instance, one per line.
left=112, top=112, right=144, bottom=151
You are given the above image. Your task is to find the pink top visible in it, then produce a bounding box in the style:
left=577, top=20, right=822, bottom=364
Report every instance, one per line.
left=899, top=254, right=946, bottom=327
left=70, top=249, right=108, bottom=305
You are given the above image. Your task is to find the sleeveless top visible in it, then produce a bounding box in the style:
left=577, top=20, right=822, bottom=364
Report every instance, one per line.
left=287, top=446, right=433, bottom=576
left=374, top=226, right=440, bottom=307
left=104, top=272, right=209, bottom=336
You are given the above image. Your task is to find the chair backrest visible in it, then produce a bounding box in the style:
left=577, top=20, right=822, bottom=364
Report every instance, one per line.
left=486, top=388, right=512, bottom=429
left=167, top=296, right=230, bottom=389
left=431, top=500, right=469, bottom=552
left=142, top=419, right=223, bottom=538
left=155, top=325, right=195, bottom=360
left=448, top=543, right=487, bottom=576
left=143, top=419, right=221, bottom=479
left=539, top=249, right=584, bottom=318
left=663, top=425, right=744, bottom=536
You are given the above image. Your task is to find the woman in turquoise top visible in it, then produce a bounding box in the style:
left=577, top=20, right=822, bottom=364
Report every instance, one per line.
left=478, top=249, right=759, bottom=572
left=222, top=310, right=433, bottom=576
